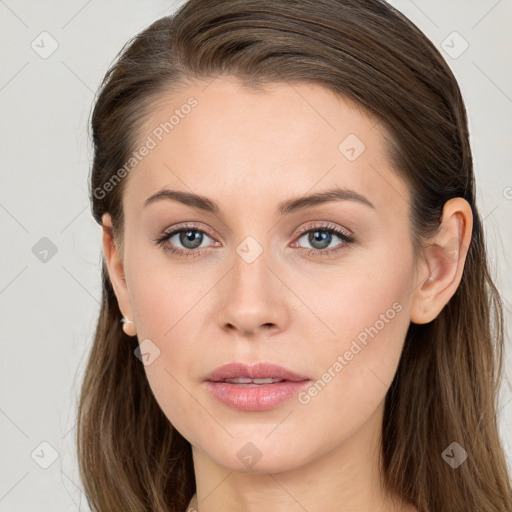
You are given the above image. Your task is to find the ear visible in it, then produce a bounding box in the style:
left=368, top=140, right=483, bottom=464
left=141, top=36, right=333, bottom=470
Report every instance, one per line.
left=101, top=213, right=134, bottom=321
left=410, top=197, right=473, bottom=324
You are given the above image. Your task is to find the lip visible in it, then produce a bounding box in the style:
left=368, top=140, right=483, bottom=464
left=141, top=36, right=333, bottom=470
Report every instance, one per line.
left=204, top=362, right=311, bottom=412
left=204, top=361, right=310, bottom=383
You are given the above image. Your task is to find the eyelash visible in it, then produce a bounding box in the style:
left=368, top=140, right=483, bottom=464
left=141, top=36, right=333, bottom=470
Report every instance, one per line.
left=153, top=221, right=355, bottom=258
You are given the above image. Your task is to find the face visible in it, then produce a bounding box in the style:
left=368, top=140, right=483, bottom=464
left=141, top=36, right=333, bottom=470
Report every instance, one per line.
left=105, top=76, right=420, bottom=473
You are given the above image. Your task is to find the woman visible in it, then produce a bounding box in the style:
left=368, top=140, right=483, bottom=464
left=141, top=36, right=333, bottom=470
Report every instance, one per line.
left=77, top=1, right=512, bottom=511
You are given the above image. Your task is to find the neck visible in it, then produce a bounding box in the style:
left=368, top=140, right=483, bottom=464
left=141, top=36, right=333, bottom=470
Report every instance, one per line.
left=187, top=402, right=412, bottom=512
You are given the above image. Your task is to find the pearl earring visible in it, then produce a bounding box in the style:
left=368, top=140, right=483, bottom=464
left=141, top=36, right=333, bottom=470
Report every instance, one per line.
left=121, top=316, right=137, bottom=336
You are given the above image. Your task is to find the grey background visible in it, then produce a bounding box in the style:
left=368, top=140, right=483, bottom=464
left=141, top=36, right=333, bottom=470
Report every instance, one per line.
left=0, top=0, right=511, bottom=510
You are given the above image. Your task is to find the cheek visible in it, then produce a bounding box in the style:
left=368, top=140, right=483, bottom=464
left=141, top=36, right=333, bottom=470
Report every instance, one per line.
left=125, top=239, right=211, bottom=338
left=296, top=238, right=414, bottom=356
left=294, top=246, right=414, bottom=417
left=142, top=352, right=198, bottom=439
left=292, top=292, right=410, bottom=450
left=123, top=255, right=215, bottom=435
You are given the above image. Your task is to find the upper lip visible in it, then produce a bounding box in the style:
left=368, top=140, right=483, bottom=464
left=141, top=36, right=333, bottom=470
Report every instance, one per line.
left=204, top=362, right=310, bottom=382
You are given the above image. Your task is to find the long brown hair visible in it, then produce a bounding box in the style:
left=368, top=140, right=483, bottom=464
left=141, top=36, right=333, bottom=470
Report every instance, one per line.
left=78, top=1, right=512, bottom=510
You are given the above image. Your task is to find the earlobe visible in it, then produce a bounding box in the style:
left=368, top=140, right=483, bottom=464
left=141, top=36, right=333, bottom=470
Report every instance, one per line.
left=410, top=198, right=472, bottom=325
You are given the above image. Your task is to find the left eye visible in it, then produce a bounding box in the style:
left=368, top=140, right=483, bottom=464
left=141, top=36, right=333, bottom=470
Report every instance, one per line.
left=296, top=227, right=351, bottom=251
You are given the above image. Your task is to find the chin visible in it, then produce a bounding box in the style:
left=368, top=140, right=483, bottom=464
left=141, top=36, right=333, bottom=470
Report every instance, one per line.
left=204, top=436, right=311, bottom=474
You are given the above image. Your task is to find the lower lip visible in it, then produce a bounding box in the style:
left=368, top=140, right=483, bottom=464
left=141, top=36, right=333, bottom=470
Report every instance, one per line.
left=205, top=380, right=311, bottom=411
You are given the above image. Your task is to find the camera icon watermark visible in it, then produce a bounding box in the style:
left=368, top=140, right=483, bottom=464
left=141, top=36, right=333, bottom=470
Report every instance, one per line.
left=31, top=441, right=59, bottom=469
left=32, top=237, right=58, bottom=263
left=236, top=442, right=262, bottom=468
left=440, top=236, right=461, bottom=263
left=441, top=441, right=468, bottom=469
left=441, top=31, right=469, bottom=59
left=134, top=338, right=161, bottom=366
left=338, top=133, right=366, bottom=162
left=31, top=31, right=59, bottom=59
left=236, top=236, right=263, bottom=264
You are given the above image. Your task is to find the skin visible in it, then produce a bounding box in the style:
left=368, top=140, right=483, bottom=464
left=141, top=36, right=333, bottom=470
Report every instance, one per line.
left=101, top=76, right=472, bottom=512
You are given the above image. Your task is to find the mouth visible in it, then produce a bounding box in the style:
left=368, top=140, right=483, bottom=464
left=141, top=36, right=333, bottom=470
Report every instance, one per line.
left=203, top=362, right=311, bottom=411
left=217, top=377, right=288, bottom=386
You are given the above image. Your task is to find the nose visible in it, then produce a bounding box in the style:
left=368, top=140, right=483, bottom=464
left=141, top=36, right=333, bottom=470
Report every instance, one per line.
left=216, top=247, right=289, bottom=337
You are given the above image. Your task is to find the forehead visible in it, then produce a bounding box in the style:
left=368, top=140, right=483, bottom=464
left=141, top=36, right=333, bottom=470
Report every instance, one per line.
left=124, top=76, right=409, bottom=216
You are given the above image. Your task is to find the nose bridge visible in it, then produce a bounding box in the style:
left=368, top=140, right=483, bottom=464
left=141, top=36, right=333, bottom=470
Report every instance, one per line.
left=233, top=236, right=270, bottom=292
left=216, top=232, right=287, bottom=334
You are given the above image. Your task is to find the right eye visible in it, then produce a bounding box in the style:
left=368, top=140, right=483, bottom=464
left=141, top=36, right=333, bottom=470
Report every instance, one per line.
left=154, top=222, right=220, bottom=258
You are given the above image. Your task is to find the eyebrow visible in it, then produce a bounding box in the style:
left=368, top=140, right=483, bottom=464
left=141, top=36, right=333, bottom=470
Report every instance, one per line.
left=143, top=186, right=375, bottom=215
